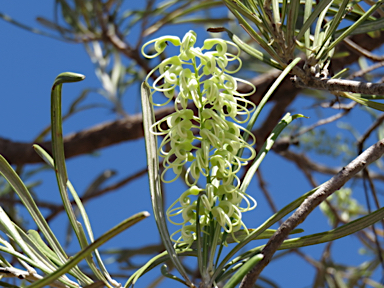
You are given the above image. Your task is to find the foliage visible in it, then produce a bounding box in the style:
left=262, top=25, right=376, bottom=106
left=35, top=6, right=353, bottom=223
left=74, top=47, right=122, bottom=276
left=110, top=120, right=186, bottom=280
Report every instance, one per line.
left=1, top=1, right=384, bottom=287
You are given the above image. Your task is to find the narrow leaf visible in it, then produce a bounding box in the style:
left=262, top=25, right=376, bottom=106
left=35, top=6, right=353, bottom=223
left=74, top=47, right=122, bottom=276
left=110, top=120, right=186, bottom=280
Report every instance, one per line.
left=241, top=113, right=305, bottom=193
left=340, top=92, right=384, bottom=112
left=221, top=28, right=282, bottom=69
left=213, top=185, right=319, bottom=281
left=141, top=83, right=192, bottom=286
left=0, top=155, right=69, bottom=263
left=223, top=254, right=264, bottom=288
left=33, top=144, right=118, bottom=286
left=28, top=212, right=149, bottom=288
left=296, top=0, right=333, bottom=41
left=324, top=0, right=384, bottom=56
left=50, top=72, right=85, bottom=244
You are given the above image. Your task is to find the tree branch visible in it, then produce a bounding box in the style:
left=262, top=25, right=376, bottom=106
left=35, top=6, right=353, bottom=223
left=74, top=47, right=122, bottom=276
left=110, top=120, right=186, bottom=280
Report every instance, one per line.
left=0, top=106, right=174, bottom=165
left=240, top=138, right=384, bottom=288
left=294, top=76, right=384, bottom=96
left=1, top=31, right=384, bottom=165
left=276, top=149, right=384, bottom=182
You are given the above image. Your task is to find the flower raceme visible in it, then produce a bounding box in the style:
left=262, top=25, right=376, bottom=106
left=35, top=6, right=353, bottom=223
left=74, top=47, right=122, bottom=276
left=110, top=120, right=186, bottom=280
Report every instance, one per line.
left=142, top=30, right=257, bottom=246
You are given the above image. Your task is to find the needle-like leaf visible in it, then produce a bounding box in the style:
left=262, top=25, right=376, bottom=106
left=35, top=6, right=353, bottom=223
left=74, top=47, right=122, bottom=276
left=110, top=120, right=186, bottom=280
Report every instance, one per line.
left=141, top=82, right=193, bottom=287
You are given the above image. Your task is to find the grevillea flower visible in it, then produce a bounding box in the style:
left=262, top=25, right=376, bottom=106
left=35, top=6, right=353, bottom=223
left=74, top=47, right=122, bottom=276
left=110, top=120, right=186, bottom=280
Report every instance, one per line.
left=142, top=30, right=257, bottom=246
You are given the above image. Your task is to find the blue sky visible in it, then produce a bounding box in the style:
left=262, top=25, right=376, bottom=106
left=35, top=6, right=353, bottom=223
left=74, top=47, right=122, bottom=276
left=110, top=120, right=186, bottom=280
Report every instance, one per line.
left=1, top=2, right=383, bottom=287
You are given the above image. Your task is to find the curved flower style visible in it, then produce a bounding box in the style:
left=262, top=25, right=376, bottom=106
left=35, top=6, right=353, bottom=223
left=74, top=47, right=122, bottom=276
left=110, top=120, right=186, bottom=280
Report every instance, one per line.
left=142, top=30, right=257, bottom=246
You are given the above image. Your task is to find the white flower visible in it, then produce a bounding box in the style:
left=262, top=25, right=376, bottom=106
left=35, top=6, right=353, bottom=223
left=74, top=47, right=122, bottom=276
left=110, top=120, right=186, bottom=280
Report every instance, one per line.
left=142, top=30, right=258, bottom=245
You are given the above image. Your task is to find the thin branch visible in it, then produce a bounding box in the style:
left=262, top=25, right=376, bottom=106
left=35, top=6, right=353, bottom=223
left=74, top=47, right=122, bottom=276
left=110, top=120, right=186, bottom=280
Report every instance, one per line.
left=294, top=102, right=356, bottom=138
left=357, top=113, right=384, bottom=152
left=136, top=0, right=156, bottom=49
left=292, top=249, right=322, bottom=271
left=348, top=61, right=384, bottom=80
left=1, top=27, right=384, bottom=166
left=0, top=106, right=174, bottom=165
left=362, top=168, right=384, bottom=275
left=45, top=167, right=147, bottom=222
left=275, top=149, right=384, bottom=182
left=240, top=138, right=384, bottom=287
left=256, top=169, right=279, bottom=215
left=294, top=76, right=384, bottom=96
left=343, top=38, right=384, bottom=62
left=0, top=167, right=148, bottom=222
left=0, top=267, right=71, bottom=288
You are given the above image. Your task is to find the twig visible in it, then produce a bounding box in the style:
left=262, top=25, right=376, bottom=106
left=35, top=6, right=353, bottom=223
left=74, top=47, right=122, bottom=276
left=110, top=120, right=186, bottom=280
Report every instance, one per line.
left=0, top=267, right=71, bottom=288
left=343, top=38, right=384, bottom=62
left=0, top=106, right=174, bottom=165
left=281, top=148, right=318, bottom=187
left=45, top=167, right=147, bottom=222
left=239, top=138, right=384, bottom=288
left=1, top=31, right=384, bottom=166
left=292, top=249, right=322, bottom=271
left=313, top=241, right=333, bottom=288
left=256, top=169, right=278, bottom=215
left=357, top=113, right=384, bottom=152
left=320, top=101, right=357, bottom=110
left=275, top=149, right=384, bottom=182
left=294, top=76, right=384, bottom=96
left=362, top=167, right=384, bottom=278
left=348, top=61, right=384, bottom=80
left=137, top=0, right=156, bottom=49
left=294, top=102, right=356, bottom=138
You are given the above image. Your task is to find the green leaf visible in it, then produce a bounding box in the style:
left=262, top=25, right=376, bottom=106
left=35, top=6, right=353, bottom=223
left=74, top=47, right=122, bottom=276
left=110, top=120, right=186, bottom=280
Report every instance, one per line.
left=286, top=0, right=300, bottom=50
left=335, top=17, right=384, bottom=38
left=280, top=204, right=384, bottom=249
left=223, top=254, right=264, bottom=288
left=340, top=92, right=384, bottom=112
left=28, top=212, right=149, bottom=288
left=321, top=0, right=350, bottom=51
left=223, top=1, right=282, bottom=62
left=0, top=155, right=70, bottom=265
left=50, top=72, right=86, bottom=246
left=0, top=207, right=43, bottom=266
left=296, top=0, right=333, bottom=42
left=50, top=73, right=116, bottom=284
left=0, top=209, right=83, bottom=287
left=221, top=29, right=282, bottom=70
left=27, top=230, right=63, bottom=266
left=225, top=228, right=304, bottom=244
left=302, top=0, right=313, bottom=58
left=323, top=0, right=384, bottom=57
left=243, top=57, right=301, bottom=144
left=312, top=2, right=332, bottom=53
left=140, top=83, right=193, bottom=286
left=241, top=113, right=305, bottom=193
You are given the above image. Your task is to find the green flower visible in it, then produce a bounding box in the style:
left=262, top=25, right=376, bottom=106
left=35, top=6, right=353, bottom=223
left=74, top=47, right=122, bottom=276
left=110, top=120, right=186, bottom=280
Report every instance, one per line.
left=142, top=30, right=257, bottom=245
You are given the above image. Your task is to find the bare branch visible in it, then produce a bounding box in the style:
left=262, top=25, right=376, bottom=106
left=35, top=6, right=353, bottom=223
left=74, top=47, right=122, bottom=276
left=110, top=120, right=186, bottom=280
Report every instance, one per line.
left=276, top=149, right=384, bottom=182
left=294, top=76, right=384, bottom=96
left=294, top=102, right=355, bottom=138
left=1, top=30, right=384, bottom=166
left=343, top=38, right=384, bottom=62
left=357, top=113, right=384, bottom=153
left=348, top=61, right=384, bottom=80
left=256, top=169, right=279, bottom=215
left=0, top=106, right=174, bottom=165
left=240, top=139, right=384, bottom=288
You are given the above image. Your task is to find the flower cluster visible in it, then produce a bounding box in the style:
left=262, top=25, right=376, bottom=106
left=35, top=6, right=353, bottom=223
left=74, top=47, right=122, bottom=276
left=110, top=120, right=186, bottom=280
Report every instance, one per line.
left=142, top=30, right=257, bottom=246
